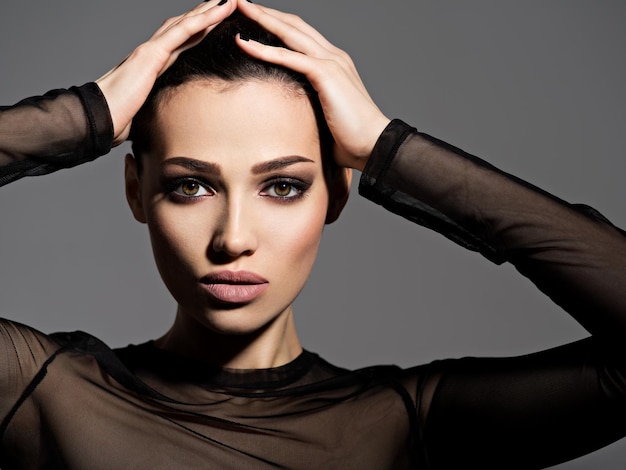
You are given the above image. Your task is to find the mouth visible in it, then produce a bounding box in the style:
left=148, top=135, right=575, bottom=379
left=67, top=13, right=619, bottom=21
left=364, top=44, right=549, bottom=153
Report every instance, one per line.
left=200, top=270, right=269, bottom=304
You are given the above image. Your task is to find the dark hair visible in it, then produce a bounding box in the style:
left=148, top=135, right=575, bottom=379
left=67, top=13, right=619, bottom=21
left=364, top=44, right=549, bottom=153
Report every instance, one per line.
left=130, top=11, right=333, bottom=175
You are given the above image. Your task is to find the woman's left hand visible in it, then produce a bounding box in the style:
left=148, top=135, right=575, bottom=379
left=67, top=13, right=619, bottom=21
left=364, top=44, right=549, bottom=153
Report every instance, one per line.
left=235, top=0, right=390, bottom=171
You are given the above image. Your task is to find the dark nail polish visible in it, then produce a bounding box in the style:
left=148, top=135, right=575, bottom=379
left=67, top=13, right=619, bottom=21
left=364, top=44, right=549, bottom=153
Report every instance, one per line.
left=246, top=0, right=254, bottom=3
left=218, top=0, right=228, bottom=5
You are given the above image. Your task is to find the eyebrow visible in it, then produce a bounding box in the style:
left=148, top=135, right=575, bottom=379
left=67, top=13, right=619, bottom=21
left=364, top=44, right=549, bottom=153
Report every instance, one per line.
left=161, top=155, right=314, bottom=175
left=251, top=156, right=315, bottom=174
left=161, top=157, right=221, bottom=175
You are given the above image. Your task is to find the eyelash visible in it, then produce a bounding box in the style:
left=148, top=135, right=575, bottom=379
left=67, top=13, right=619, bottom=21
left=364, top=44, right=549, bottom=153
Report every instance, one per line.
left=163, top=177, right=214, bottom=202
left=163, top=176, right=311, bottom=203
left=260, top=177, right=310, bottom=202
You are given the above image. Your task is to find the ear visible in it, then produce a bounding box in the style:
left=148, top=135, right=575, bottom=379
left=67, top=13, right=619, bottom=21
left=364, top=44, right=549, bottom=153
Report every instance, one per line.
left=325, top=167, right=352, bottom=224
left=124, top=153, right=147, bottom=224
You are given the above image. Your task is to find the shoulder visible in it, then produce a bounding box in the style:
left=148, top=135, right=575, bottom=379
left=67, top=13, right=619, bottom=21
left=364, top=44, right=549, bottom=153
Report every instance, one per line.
left=0, top=318, right=61, bottom=369
left=0, top=318, right=65, bottom=417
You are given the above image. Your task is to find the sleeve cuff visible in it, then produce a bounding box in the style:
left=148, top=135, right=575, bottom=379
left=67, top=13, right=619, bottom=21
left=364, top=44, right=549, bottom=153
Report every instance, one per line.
left=358, top=119, right=506, bottom=265
left=71, top=82, right=114, bottom=161
left=359, top=119, right=416, bottom=191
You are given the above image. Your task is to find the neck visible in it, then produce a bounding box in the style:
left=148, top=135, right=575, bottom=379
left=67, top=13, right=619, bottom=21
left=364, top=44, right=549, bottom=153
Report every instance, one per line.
left=154, top=306, right=302, bottom=369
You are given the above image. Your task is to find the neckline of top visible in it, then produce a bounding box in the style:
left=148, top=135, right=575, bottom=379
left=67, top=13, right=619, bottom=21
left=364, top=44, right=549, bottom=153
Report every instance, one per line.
left=116, top=340, right=319, bottom=390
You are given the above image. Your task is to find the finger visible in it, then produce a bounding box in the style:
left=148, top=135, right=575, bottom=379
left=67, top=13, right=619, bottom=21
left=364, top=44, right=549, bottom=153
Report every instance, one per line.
left=151, top=1, right=213, bottom=37
left=237, top=0, right=336, bottom=52
left=151, top=0, right=233, bottom=40
left=236, top=33, right=368, bottom=100
left=236, top=1, right=365, bottom=89
left=236, top=35, right=337, bottom=90
left=148, top=1, right=235, bottom=61
left=237, top=1, right=332, bottom=58
left=237, top=36, right=376, bottom=106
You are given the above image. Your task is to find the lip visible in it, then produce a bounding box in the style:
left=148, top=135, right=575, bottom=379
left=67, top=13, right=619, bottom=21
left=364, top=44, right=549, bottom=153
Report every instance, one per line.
left=200, top=270, right=269, bottom=304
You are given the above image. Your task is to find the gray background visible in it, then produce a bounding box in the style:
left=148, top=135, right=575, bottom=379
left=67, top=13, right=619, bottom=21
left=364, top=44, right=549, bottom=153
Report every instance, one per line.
left=1, top=1, right=625, bottom=468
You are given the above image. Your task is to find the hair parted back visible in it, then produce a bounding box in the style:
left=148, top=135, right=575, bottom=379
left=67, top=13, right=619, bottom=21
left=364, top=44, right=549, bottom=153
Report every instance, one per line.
left=130, top=11, right=333, bottom=172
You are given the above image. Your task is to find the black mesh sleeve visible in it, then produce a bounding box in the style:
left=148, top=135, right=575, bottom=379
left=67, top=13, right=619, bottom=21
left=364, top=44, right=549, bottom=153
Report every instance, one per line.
left=0, top=82, right=113, bottom=187
left=360, top=119, right=626, bottom=468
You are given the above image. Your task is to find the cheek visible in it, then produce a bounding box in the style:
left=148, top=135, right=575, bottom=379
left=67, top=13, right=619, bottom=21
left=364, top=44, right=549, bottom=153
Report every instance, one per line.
left=145, top=204, right=214, bottom=279
left=141, top=185, right=329, bottom=285
left=265, top=197, right=329, bottom=279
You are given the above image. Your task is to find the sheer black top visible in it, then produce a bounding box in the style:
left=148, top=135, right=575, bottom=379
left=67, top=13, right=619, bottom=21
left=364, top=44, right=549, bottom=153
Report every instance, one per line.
left=1, top=84, right=625, bottom=469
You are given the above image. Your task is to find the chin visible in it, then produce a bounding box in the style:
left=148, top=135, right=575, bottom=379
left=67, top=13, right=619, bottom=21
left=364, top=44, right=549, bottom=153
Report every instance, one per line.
left=195, top=304, right=289, bottom=337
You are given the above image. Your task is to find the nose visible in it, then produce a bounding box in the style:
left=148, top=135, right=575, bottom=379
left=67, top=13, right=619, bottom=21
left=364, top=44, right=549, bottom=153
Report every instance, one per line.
left=210, top=195, right=258, bottom=261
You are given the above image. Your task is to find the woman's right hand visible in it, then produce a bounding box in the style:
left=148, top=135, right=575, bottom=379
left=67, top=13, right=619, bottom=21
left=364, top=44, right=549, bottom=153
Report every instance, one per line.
left=96, top=0, right=236, bottom=146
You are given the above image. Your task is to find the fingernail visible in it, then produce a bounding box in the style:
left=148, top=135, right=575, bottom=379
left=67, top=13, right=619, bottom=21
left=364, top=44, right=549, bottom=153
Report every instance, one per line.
left=246, top=0, right=254, bottom=3
left=239, top=33, right=250, bottom=41
left=218, top=0, right=228, bottom=5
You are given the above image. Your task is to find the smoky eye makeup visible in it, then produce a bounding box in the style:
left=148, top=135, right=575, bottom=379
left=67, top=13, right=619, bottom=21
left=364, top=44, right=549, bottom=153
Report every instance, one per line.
left=157, top=160, right=317, bottom=203
left=161, top=175, right=215, bottom=202
left=259, top=176, right=313, bottom=202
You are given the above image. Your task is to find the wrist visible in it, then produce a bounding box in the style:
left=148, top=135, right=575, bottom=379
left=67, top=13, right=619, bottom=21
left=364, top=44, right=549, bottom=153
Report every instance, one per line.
left=352, top=116, right=392, bottom=172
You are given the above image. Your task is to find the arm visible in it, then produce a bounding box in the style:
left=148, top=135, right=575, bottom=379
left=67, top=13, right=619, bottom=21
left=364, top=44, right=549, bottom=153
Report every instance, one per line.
left=0, top=0, right=237, bottom=426
left=0, top=0, right=237, bottom=187
left=360, top=120, right=626, bottom=334
left=364, top=120, right=626, bottom=468
left=0, top=84, right=113, bottom=187
left=236, top=3, right=626, bottom=467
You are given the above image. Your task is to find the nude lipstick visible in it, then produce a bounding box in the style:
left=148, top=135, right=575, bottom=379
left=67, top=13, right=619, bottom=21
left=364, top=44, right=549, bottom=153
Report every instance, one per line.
left=200, top=271, right=268, bottom=304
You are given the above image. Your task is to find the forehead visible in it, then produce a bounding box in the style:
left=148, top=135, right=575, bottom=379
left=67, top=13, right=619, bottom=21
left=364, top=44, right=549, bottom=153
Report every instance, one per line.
left=149, top=80, right=322, bottom=167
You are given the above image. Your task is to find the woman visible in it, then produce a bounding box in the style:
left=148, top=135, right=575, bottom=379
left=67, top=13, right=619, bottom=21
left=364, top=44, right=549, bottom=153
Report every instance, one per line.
left=1, top=0, right=625, bottom=468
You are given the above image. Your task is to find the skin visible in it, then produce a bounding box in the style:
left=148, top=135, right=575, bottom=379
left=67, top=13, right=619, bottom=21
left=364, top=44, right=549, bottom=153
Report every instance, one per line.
left=125, top=80, right=350, bottom=368
left=97, top=0, right=389, bottom=162
left=97, top=0, right=388, bottom=368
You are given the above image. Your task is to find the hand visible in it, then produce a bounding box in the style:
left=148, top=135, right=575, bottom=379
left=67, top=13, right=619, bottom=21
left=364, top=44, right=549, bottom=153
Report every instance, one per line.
left=96, top=0, right=237, bottom=146
left=235, top=0, right=390, bottom=171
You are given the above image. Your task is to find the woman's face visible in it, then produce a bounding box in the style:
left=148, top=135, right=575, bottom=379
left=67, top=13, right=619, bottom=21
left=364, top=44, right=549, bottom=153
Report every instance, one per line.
left=126, top=80, right=340, bottom=337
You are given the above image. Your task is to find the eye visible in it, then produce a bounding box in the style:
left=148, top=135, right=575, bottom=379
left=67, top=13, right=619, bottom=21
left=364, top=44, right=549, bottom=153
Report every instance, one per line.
left=270, top=182, right=298, bottom=198
left=262, top=180, right=306, bottom=200
left=164, top=177, right=213, bottom=201
left=176, top=181, right=208, bottom=197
